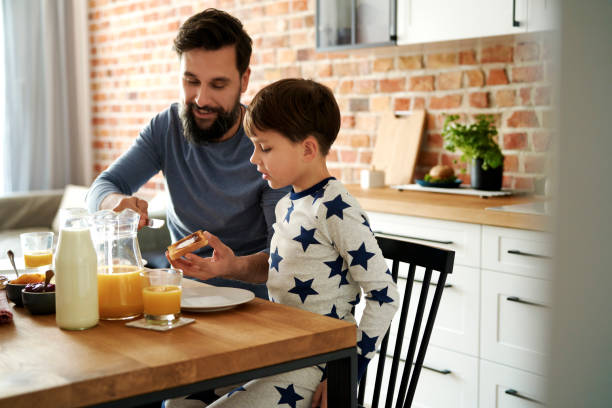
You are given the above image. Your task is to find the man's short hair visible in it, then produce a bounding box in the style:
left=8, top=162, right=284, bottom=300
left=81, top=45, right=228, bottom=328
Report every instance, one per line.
left=173, top=8, right=252, bottom=76
left=244, top=79, right=341, bottom=156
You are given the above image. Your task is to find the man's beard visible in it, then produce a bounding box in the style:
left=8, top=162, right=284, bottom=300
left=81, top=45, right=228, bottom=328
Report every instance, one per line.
left=179, top=97, right=241, bottom=146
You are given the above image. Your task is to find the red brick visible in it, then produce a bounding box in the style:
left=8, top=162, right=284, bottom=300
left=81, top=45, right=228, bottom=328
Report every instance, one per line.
left=437, top=71, right=463, bottom=90
left=341, top=115, right=355, bottom=129
left=515, top=42, right=540, bottom=61
left=504, top=155, right=519, bottom=172
left=482, top=45, right=513, bottom=63
left=495, top=90, right=516, bottom=107
left=359, top=151, right=373, bottom=165
left=427, top=133, right=443, bottom=148
left=507, top=111, right=539, bottom=128
left=420, top=151, right=441, bottom=167
left=326, top=149, right=339, bottom=162
left=265, top=2, right=290, bottom=15
left=520, top=87, right=532, bottom=105
left=465, top=69, right=484, bottom=87
left=354, top=79, right=376, bottom=94
left=430, top=94, right=463, bottom=110
left=373, top=58, right=394, bottom=72
left=393, top=98, right=412, bottom=111
left=338, top=80, right=354, bottom=94
left=487, top=69, right=509, bottom=85
left=291, top=0, right=308, bottom=12
left=350, top=134, right=370, bottom=148
left=459, top=50, right=477, bottom=65
left=514, top=176, right=535, bottom=191
left=533, top=131, right=552, bottom=152
left=524, top=155, right=548, bottom=173
left=512, top=66, right=544, bottom=83
left=399, top=55, right=423, bottom=70
left=380, top=78, right=406, bottom=93
left=349, top=98, right=369, bottom=112
left=356, top=116, right=377, bottom=131
left=426, top=53, right=457, bottom=68
left=469, top=92, right=489, bottom=108
left=297, top=48, right=315, bottom=61
left=503, top=132, right=528, bottom=150
left=409, top=75, right=434, bottom=91
left=413, top=97, right=426, bottom=110
left=339, top=150, right=358, bottom=163
left=317, top=63, right=332, bottom=77
left=535, top=86, right=551, bottom=105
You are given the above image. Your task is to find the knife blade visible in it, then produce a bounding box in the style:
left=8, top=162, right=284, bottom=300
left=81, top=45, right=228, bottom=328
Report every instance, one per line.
left=146, top=218, right=165, bottom=229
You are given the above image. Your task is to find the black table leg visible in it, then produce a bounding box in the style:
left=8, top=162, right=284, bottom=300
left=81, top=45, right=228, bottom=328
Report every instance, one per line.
left=326, top=347, right=357, bottom=408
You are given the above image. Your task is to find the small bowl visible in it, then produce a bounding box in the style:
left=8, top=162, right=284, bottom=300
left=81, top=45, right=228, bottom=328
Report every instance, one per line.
left=6, top=283, right=27, bottom=306
left=21, top=289, right=56, bottom=314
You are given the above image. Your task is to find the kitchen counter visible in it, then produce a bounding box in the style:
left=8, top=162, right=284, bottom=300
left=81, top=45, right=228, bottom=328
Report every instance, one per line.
left=346, top=185, right=551, bottom=231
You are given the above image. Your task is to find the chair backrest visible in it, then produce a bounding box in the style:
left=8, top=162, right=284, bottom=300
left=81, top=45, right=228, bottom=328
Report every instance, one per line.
left=357, top=234, right=455, bottom=408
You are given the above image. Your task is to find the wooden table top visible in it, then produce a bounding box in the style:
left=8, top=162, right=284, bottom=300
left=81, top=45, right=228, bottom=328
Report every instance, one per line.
left=0, top=280, right=356, bottom=408
left=346, top=185, right=551, bottom=231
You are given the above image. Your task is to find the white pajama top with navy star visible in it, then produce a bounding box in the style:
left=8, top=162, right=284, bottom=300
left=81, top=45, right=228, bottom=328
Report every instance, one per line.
left=200, top=178, right=399, bottom=408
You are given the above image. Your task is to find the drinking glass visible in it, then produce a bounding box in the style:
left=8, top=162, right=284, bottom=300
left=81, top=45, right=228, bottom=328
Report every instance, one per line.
left=141, top=269, right=183, bottom=325
left=20, top=232, right=54, bottom=271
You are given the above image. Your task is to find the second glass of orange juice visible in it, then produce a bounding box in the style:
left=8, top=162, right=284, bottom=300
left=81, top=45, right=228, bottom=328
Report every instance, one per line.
left=20, top=231, right=54, bottom=270
left=141, top=269, right=182, bottom=325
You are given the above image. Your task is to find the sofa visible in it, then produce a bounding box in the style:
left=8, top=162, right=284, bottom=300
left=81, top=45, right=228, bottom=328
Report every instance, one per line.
left=0, top=185, right=171, bottom=268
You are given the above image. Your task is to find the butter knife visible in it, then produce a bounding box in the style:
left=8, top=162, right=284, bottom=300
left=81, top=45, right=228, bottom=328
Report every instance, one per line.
left=146, top=218, right=165, bottom=229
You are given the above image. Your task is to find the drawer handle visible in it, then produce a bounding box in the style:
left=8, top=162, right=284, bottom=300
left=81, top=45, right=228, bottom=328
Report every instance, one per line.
left=507, top=296, right=548, bottom=308
left=507, top=249, right=551, bottom=260
left=422, top=364, right=451, bottom=375
left=505, top=389, right=544, bottom=404
left=374, top=231, right=453, bottom=245
left=414, top=278, right=453, bottom=288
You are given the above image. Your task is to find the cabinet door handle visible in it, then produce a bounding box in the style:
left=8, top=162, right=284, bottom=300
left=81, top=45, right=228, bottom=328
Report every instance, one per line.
left=507, top=296, right=548, bottom=308
left=414, top=278, right=453, bottom=288
left=505, top=389, right=544, bottom=404
left=507, top=249, right=552, bottom=259
left=512, top=0, right=521, bottom=27
left=422, top=364, right=451, bottom=375
left=374, top=231, right=453, bottom=245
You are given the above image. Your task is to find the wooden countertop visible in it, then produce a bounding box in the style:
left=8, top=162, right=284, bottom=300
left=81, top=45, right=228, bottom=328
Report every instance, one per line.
left=346, top=185, right=551, bottom=231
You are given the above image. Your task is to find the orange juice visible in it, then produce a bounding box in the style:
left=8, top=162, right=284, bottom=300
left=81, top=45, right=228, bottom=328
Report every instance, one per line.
left=24, top=251, right=53, bottom=268
left=142, top=285, right=181, bottom=316
left=98, top=265, right=144, bottom=319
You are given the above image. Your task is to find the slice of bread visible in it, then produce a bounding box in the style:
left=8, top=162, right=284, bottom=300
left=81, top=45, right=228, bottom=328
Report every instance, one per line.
left=167, top=230, right=209, bottom=260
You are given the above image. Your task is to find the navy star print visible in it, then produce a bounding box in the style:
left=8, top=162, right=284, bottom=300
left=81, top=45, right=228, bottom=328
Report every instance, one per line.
left=362, top=214, right=372, bottom=231
left=348, top=243, right=375, bottom=270
left=288, top=277, right=319, bottom=303
left=284, top=201, right=294, bottom=223
left=367, top=287, right=395, bottom=306
left=324, top=255, right=349, bottom=287
left=357, top=332, right=379, bottom=355
left=270, top=247, right=283, bottom=272
left=293, top=226, right=320, bottom=251
left=325, top=304, right=339, bottom=319
left=227, top=386, right=246, bottom=397
left=323, top=194, right=351, bottom=220
left=349, top=293, right=361, bottom=306
left=275, top=384, right=304, bottom=408
left=311, top=188, right=325, bottom=204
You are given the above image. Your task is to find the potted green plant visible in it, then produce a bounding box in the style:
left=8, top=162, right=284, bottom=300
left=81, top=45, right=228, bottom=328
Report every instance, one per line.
left=441, top=114, right=504, bottom=190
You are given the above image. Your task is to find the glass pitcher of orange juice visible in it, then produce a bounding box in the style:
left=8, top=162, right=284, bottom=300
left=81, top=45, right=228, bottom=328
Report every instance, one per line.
left=92, top=209, right=145, bottom=320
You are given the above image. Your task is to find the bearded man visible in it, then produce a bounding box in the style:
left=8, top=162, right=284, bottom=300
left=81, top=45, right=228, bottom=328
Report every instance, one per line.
left=87, top=9, right=288, bottom=298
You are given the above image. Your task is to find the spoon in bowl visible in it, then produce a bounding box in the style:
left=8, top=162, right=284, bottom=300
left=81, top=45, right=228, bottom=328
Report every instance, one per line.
left=6, top=250, right=19, bottom=278
left=43, top=270, right=54, bottom=292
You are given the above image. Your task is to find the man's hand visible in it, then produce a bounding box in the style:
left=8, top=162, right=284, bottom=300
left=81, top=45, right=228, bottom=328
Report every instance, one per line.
left=167, top=231, right=237, bottom=281
left=311, top=380, right=327, bottom=408
left=101, top=193, right=149, bottom=229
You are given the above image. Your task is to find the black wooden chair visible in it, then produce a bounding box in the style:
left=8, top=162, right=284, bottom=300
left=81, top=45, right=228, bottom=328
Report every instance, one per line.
left=357, top=234, right=455, bottom=408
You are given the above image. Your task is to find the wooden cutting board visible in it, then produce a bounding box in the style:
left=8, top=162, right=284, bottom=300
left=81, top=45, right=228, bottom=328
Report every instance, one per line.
left=371, top=110, right=426, bottom=186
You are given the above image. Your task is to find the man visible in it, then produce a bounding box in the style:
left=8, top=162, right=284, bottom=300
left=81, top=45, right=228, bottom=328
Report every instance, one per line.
left=87, top=9, right=288, bottom=298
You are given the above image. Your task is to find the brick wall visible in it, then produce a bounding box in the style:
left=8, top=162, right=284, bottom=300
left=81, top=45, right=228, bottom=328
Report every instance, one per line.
left=89, top=0, right=554, bottom=197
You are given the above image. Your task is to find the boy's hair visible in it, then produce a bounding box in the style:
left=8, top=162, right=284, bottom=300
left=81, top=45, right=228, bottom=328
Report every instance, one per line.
left=244, top=78, right=341, bottom=156
left=173, top=8, right=252, bottom=76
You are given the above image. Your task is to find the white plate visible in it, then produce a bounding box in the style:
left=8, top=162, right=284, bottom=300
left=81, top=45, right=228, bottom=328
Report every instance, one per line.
left=181, top=286, right=255, bottom=312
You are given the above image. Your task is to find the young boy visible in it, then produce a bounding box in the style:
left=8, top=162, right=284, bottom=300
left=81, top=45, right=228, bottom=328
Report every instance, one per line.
left=185, top=78, right=398, bottom=408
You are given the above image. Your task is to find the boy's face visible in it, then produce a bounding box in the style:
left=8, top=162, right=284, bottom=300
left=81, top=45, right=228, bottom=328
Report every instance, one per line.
left=179, top=46, right=250, bottom=143
left=249, top=129, right=307, bottom=190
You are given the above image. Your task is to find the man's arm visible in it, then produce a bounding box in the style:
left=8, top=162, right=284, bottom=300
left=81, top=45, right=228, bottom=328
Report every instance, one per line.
left=168, top=231, right=269, bottom=284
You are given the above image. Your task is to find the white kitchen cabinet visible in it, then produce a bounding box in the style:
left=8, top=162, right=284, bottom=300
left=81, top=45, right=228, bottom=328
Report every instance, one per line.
left=397, top=0, right=556, bottom=46
left=482, top=225, right=553, bottom=280
left=367, top=212, right=481, bottom=268
left=480, top=360, right=548, bottom=407
left=481, top=269, right=551, bottom=376
left=362, top=346, right=479, bottom=408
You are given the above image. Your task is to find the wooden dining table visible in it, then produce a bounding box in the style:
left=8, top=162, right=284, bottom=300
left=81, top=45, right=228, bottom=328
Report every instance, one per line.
left=0, top=279, right=357, bottom=407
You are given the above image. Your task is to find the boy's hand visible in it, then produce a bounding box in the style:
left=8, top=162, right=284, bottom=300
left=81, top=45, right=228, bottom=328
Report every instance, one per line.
left=311, top=380, right=327, bottom=408
left=167, top=231, right=236, bottom=280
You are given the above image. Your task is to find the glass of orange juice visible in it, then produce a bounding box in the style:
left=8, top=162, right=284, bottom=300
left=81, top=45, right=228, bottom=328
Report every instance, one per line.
left=20, top=232, right=54, bottom=271
left=141, top=269, right=183, bottom=325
